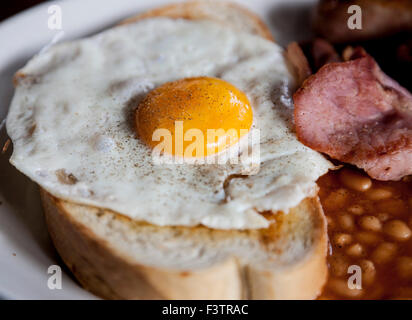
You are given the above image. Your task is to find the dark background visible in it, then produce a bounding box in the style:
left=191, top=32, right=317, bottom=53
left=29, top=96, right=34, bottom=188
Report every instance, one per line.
left=1, top=1, right=47, bottom=21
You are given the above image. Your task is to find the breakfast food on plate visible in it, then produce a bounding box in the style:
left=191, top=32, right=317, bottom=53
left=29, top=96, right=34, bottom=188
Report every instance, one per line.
left=294, top=47, right=412, bottom=181
left=314, top=0, right=412, bottom=43
left=317, top=169, right=412, bottom=300
left=6, top=1, right=334, bottom=299
left=314, top=0, right=412, bottom=93
left=305, top=0, right=412, bottom=300
left=299, top=38, right=341, bottom=72
left=6, top=0, right=412, bottom=300
left=41, top=191, right=328, bottom=299
left=284, top=42, right=312, bottom=86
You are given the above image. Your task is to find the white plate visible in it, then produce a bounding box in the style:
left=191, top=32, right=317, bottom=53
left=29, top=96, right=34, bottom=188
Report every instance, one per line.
left=0, top=0, right=315, bottom=299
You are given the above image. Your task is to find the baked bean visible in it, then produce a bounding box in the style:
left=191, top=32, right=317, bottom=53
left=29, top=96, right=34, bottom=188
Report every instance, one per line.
left=391, top=295, right=412, bottom=300
left=348, top=205, right=364, bottom=215
left=366, top=188, right=393, bottom=201
left=318, top=170, right=412, bottom=300
left=317, top=295, right=335, bottom=300
left=402, top=176, right=412, bottom=183
left=355, top=231, right=380, bottom=246
left=367, top=284, right=385, bottom=300
left=320, top=172, right=336, bottom=188
left=323, top=188, right=349, bottom=211
left=359, top=259, right=376, bottom=286
left=339, top=168, right=372, bottom=192
left=392, top=287, right=412, bottom=300
left=318, top=187, right=327, bottom=199
left=338, top=214, right=355, bottom=231
left=346, top=243, right=365, bottom=257
left=328, top=278, right=363, bottom=298
left=378, top=199, right=408, bottom=216
left=326, top=216, right=335, bottom=229
left=377, top=212, right=390, bottom=222
left=358, top=216, right=382, bottom=232
left=333, top=233, right=352, bottom=247
left=371, top=242, right=397, bottom=264
left=329, top=255, right=349, bottom=277
left=397, top=257, right=412, bottom=280
left=383, top=220, right=412, bottom=241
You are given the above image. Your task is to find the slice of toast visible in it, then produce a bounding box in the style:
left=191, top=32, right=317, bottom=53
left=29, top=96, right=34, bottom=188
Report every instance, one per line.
left=41, top=190, right=327, bottom=299
left=39, top=1, right=328, bottom=299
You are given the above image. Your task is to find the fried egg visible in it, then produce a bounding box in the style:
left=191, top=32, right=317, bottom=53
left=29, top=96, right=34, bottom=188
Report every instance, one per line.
left=6, top=18, right=332, bottom=229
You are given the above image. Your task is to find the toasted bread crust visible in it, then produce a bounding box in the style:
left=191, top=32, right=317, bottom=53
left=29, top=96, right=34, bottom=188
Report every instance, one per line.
left=41, top=189, right=328, bottom=299
left=41, top=190, right=244, bottom=299
left=118, top=1, right=274, bottom=41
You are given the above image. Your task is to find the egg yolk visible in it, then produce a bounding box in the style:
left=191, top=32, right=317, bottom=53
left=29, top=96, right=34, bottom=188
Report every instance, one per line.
left=135, top=77, right=253, bottom=158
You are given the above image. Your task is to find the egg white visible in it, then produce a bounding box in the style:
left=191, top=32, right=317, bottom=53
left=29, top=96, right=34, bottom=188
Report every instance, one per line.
left=7, top=18, right=332, bottom=229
